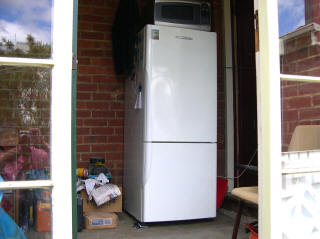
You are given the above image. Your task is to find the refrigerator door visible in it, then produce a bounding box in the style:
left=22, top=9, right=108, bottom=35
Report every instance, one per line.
left=145, top=25, right=217, bottom=142
left=142, top=142, right=216, bottom=222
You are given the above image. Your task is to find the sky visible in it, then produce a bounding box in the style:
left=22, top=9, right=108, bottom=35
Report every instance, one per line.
left=0, top=0, right=52, bottom=44
left=0, top=0, right=305, bottom=43
left=278, top=0, right=305, bottom=36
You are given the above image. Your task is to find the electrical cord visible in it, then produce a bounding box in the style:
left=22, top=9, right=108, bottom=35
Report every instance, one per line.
left=218, top=149, right=257, bottom=181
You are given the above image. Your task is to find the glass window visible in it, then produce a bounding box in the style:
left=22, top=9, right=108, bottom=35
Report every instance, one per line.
left=1, top=188, right=52, bottom=238
left=278, top=0, right=320, bottom=78
left=0, top=66, right=51, bottom=181
left=0, top=0, right=52, bottom=59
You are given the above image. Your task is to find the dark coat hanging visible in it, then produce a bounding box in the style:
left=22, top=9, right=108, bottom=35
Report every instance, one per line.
left=112, top=0, right=141, bottom=75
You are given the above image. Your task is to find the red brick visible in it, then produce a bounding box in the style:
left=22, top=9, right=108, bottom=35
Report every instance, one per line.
left=78, top=58, right=91, bottom=65
left=115, top=111, right=124, bottom=118
left=282, top=110, right=298, bottom=121
left=313, top=95, right=320, bottom=106
left=92, top=144, right=122, bottom=152
left=77, top=83, right=97, bottom=91
left=77, top=110, right=91, bottom=118
left=115, top=128, right=123, bottom=135
left=92, top=75, right=116, bottom=83
left=284, top=97, right=311, bottom=109
left=77, top=92, right=91, bottom=100
left=92, top=23, right=110, bottom=32
left=80, top=153, right=106, bottom=162
left=77, top=128, right=90, bottom=135
left=77, top=136, right=83, bottom=144
left=298, top=83, right=320, bottom=95
left=83, top=119, right=108, bottom=126
left=87, top=102, right=110, bottom=109
left=78, top=21, right=92, bottom=31
left=108, top=119, right=123, bottom=127
left=92, top=110, right=115, bottom=118
left=282, top=86, right=298, bottom=97
left=79, top=49, right=105, bottom=57
left=106, top=152, right=123, bottom=161
left=92, top=58, right=113, bottom=66
left=92, top=93, right=114, bottom=100
left=107, top=136, right=123, bottom=143
left=78, top=75, right=92, bottom=83
left=77, top=144, right=90, bottom=153
left=80, top=14, right=106, bottom=22
left=84, top=136, right=107, bottom=143
left=300, top=108, right=320, bottom=120
left=91, top=128, right=114, bottom=135
left=296, top=56, right=320, bottom=72
left=296, top=34, right=312, bottom=49
left=77, top=102, right=87, bottom=109
left=110, top=102, right=124, bottom=110
left=285, top=47, right=309, bottom=64
left=80, top=31, right=105, bottom=40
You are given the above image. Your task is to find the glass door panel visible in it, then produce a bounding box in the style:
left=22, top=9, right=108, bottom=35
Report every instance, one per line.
left=0, top=0, right=52, bottom=59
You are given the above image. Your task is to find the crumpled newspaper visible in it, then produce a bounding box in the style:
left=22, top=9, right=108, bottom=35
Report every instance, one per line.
left=92, top=184, right=121, bottom=206
left=76, top=173, right=109, bottom=200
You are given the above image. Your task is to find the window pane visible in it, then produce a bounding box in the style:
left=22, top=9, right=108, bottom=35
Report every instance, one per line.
left=282, top=172, right=320, bottom=238
left=1, top=188, right=52, bottom=238
left=278, top=0, right=320, bottom=77
left=281, top=80, right=320, bottom=152
left=0, top=0, right=52, bottom=59
left=0, top=66, right=51, bottom=181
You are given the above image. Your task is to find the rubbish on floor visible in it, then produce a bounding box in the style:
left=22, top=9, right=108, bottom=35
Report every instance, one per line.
left=80, top=186, right=122, bottom=214
left=133, top=221, right=149, bottom=229
left=92, top=184, right=121, bottom=206
left=76, top=173, right=110, bottom=200
left=84, top=212, right=118, bottom=230
left=88, top=157, right=111, bottom=179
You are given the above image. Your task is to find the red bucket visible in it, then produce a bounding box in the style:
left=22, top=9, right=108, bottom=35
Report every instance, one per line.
left=216, top=177, right=228, bottom=209
left=246, top=223, right=258, bottom=239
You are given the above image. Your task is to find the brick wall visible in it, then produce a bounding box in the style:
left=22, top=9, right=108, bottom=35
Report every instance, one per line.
left=281, top=23, right=320, bottom=151
left=76, top=0, right=225, bottom=184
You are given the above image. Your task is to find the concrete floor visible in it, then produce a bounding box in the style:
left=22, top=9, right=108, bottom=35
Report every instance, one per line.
left=78, top=210, right=252, bottom=239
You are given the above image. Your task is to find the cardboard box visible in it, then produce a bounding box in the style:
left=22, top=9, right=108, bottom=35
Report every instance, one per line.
left=80, top=186, right=122, bottom=214
left=84, top=212, right=118, bottom=230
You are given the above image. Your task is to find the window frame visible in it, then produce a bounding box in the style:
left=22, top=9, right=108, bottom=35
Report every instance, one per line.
left=0, top=0, right=74, bottom=238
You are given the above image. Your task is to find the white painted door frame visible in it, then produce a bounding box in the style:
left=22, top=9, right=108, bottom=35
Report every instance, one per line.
left=0, top=1, right=74, bottom=238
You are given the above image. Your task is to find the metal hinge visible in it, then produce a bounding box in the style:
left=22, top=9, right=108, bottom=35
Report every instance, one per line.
left=72, top=52, right=78, bottom=70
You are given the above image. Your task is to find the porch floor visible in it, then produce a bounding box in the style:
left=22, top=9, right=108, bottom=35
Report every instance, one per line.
left=77, top=210, right=252, bottom=239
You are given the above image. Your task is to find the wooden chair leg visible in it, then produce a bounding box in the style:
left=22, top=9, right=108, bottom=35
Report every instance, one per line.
left=232, top=200, right=244, bottom=239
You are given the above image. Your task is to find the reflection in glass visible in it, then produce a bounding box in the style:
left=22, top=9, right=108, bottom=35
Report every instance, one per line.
left=1, top=188, right=51, bottom=238
left=0, top=66, right=51, bottom=181
left=279, top=0, right=320, bottom=78
left=281, top=80, right=320, bottom=152
left=282, top=172, right=320, bottom=238
left=0, top=0, right=52, bottom=58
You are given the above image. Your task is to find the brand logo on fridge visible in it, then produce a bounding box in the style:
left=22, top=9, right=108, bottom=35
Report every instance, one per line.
left=175, top=36, right=193, bottom=40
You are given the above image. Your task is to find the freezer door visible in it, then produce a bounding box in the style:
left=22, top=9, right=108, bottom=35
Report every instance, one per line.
left=145, top=25, right=217, bottom=142
left=142, top=143, right=216, bottom=222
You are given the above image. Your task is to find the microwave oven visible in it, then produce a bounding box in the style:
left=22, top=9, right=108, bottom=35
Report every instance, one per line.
left=141, top=0, right=212, bottom=32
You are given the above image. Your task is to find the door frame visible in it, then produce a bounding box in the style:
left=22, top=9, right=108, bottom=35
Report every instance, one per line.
left=0, top=1, right=75, bottom=238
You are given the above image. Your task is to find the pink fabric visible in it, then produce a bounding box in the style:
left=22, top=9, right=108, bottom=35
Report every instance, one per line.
left=1, top=146, right=49, bottom=181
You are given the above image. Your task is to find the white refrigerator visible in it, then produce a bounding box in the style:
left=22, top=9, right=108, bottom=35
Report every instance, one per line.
left=124, top=25, right=217, bottom=222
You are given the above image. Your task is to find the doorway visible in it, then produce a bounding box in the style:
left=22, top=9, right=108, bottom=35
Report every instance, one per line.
left=231, top=0, right=258, bottom=187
